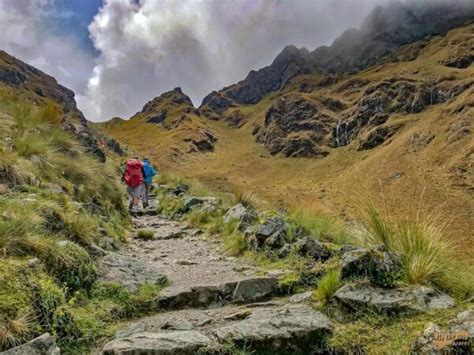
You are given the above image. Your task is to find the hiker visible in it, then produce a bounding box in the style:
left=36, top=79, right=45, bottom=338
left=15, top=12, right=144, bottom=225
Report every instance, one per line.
left=141, top=157, right=157, bottom=208
left=122, top=157, right=145, bottom=215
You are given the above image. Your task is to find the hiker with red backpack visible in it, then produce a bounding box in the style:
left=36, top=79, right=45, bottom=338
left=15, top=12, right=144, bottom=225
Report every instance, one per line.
left=122, top=157, right=145, bottom=215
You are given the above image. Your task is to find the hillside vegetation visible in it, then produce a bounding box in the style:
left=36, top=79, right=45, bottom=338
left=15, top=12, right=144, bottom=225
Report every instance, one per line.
left=101, top=24, right=473, bottom=254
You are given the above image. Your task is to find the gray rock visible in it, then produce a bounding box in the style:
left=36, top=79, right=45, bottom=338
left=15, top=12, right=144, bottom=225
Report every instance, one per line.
left=289, top=291, right=314, bottom=304
left=276, top=243, right=293, bottom=258
left=264, top=232, right=286, bottom=249
left=162, top=319, right=194, bottom=331
left=255, top=217, right=287, bottom=243
left=44, top=183, right=63, bottom=195
left=98, top=252, right=167, bottom=292
left=294, top=237, right=331, bottom=261
left=232, top=277, right=278, bottom=303
left=412, top=307, right=473, bottom=354
left=334, top=283, right=455, bottom=315
left=223, top=204, right=247, bottom=223
left=341, top=248, right=402, bottom=287
left=102, top=330, right=212, bottom=354
left=182, top=196, right=218, bottom=213
left=2, top=333, right=60, bottom=355
left=214, top=305, right=332, bottom=352
left=223, top=204, right=258, bottom=231
left=157, top=277, right=277, bottom=310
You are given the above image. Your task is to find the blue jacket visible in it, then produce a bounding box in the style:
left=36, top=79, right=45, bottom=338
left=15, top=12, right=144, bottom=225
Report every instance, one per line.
left=142, top=159, right=156, bottom=185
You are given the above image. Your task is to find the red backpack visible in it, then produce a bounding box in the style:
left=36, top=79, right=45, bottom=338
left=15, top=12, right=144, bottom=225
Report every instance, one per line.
left=124, top=159, right=144, bottom=187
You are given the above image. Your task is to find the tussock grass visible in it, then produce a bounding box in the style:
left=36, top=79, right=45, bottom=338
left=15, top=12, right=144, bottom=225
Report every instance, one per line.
left=230, top=189, right=260, bottom=209
left=136, top=229, right=155, bottom=240
left=288, top=208, right=349, bottom=244
left=352, top=204, right=474, bottom=298
left=314, top=269, right=341, bottom=305
left=223, top=232, right=248, bottom=256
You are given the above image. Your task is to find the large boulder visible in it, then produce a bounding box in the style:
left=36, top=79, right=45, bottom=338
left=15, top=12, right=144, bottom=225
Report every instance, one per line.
left=334, top=283, right=455, bottom=315
left=412, top=307, right=473, bottom=354
left=102, top=330, right=212, bottom=354
left=294, top=237, right=331, bottom=261
left=341, top=248, right=402, bottom=287
left=214, top=304, right=332, bottom=352
left=98, top=252, right=167, bottom=292
left=2, top=333, right=60, bottom=355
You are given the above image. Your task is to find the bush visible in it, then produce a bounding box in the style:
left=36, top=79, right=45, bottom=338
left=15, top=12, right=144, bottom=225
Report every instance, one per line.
left=314, top=269, right=341, bottom=305
left=136, top=229, right=155, bottom=240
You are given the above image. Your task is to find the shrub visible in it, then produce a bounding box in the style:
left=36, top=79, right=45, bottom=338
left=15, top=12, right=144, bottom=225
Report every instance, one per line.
left=136, top=229, right=155, bottom=240
left=314, top=269, right=341, bottom=305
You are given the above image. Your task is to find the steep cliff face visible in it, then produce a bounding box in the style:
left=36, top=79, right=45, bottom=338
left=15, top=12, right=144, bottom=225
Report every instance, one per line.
left=200, top=2, right=474, bottom=116
left=0, top=50, right=86, bottom=124
left=0, top=50, right=106, bottom=160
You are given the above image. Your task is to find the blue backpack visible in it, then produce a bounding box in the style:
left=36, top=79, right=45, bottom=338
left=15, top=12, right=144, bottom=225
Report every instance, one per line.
left=142, top=160, right=156, bottom=184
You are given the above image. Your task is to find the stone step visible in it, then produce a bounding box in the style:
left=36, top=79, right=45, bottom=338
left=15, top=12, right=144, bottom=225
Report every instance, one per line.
left=156, top=276, right=278, bottom=311
left=101, top=302, right=332, bottom=354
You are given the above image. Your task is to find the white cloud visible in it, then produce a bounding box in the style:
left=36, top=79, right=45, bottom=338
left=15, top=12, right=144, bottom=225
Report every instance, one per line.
left=1, top=0, right=395, bottom=121
left=0, top=0, right=95, bottom=94
left=79, top=0, right=391, bottom=121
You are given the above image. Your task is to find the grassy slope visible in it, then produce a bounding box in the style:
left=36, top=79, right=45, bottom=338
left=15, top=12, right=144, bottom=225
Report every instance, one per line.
left=101, top=25, right=473, bottom=253
left=0, top=85, right=161, bottom=353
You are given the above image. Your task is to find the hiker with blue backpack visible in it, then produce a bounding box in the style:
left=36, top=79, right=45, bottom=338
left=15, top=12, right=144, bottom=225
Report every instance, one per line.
left=141, top=158, right=157, bottom=208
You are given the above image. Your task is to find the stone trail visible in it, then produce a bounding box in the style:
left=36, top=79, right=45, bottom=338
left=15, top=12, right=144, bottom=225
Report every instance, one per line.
left=98, top=200, right=333, bottom=354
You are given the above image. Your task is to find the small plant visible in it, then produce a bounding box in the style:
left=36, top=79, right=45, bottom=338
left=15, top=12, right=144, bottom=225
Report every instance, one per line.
left=223, top=232, right=248, bottom=256
left=314, top=269, right=341, bottom=305
left=136, top=229, right=155, bottom=240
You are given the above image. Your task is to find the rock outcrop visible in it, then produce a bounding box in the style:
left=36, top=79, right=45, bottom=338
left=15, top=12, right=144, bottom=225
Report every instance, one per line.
left=200, top=2, right=474, bottom=118
left=334, top=283, right=455, bottom=315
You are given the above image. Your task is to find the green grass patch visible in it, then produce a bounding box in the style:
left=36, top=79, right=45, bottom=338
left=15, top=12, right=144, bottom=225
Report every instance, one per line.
left=314, top=269, right=341, bottom=305
left=136, top=229, right=155, bottom=240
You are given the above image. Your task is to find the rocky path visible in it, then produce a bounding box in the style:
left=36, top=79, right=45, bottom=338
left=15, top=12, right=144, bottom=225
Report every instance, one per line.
left=97, top=200, right=333, bottom=354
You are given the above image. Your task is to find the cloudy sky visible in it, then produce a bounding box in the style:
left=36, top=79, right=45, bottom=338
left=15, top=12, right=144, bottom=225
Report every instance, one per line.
left=0, top=0, right=395, bottom=121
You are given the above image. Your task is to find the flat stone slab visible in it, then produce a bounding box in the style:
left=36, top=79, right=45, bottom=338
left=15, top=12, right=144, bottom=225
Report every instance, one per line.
left=334, top=283, right=455, bottom=314
left=2, top=333, right=60, bottom=355
left=102, top=330, right=212, bottom=355
left=98, top=252, right=167, bottom=292
left=102, top=303, right=331, bottom=354
left=157, top=277, right=278, bottom=310
left=214, top=304, right=332, bottom=352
